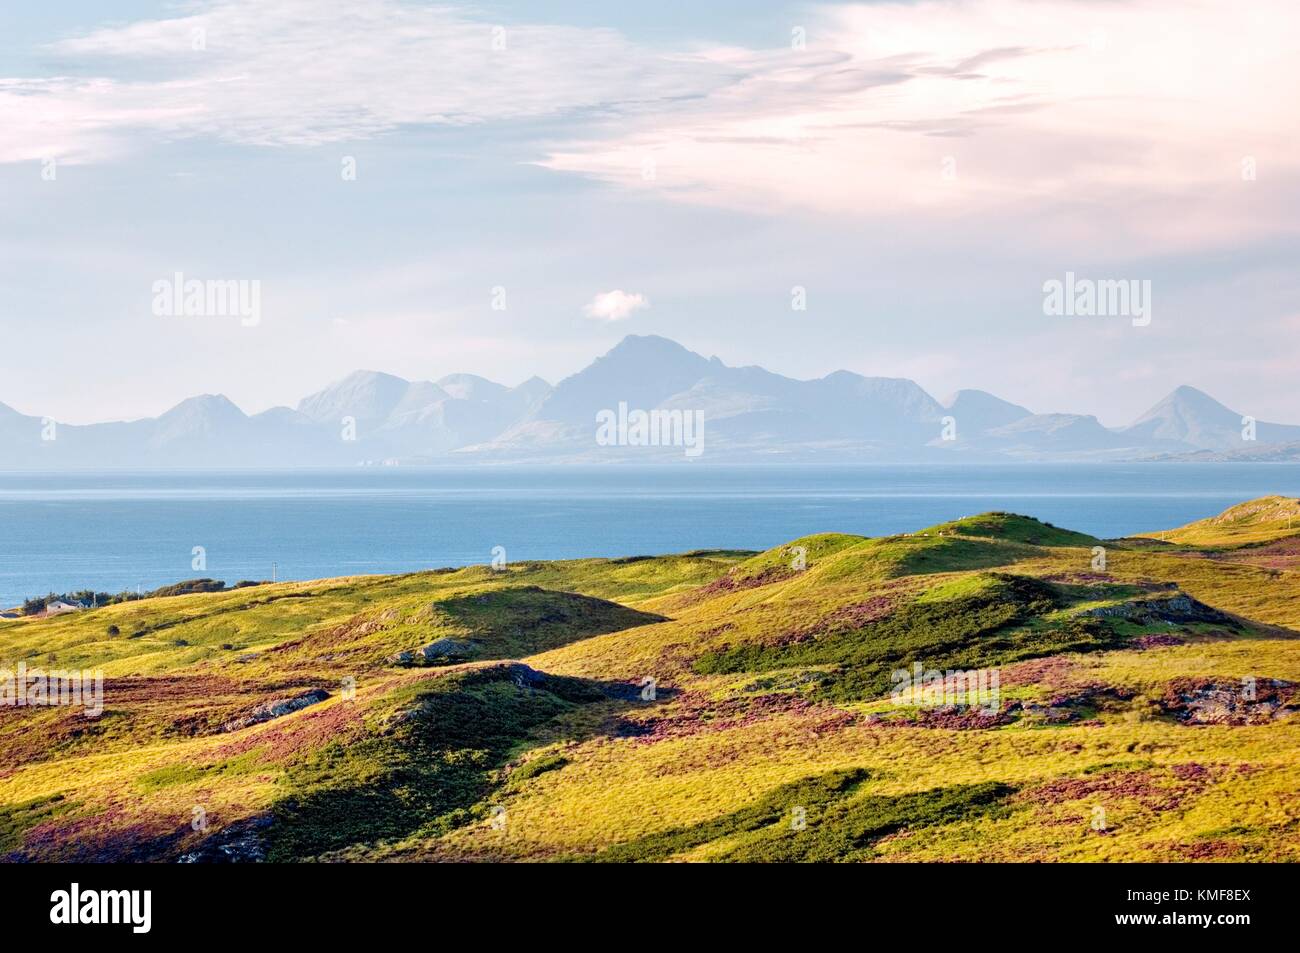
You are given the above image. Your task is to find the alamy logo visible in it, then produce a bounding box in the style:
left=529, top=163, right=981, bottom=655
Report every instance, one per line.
left=595, top=402, right=704, bottom=458
left=152, top=272, right=261, bottom=327
left=891, top=662, right=1000, bottom=715
left=50, top=883, right=151, bottom=933
left=1, top=662, right=103, bottom=717
left=1042, top=271, right=1151, bottom=327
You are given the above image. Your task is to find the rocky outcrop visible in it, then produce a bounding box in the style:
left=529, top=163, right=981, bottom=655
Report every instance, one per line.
left=1080, top=592, right=1234, bottom=627
left=381, top=663, right=553, bottom=732
left=221, top=688, right=329, bottom=732
left=177, top=816, right=272, bottom=863
left=387, top=637, right=481, bottom=667
left=1161, top=678, right=1297, bottom=725
left=1010, top=686, right=1137, bottom=725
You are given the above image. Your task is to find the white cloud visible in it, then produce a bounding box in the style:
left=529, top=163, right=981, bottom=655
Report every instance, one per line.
left=583, top=290, right=649, bottom=322
left=3, top=0, right=1298, bottom=259
left=10, top=0, right=1299, bottom=258
left=541, top=0, right=1300, bottom=253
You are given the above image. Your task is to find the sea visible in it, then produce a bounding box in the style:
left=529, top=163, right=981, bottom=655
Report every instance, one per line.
left=1, top=464, right=1297, bottom=608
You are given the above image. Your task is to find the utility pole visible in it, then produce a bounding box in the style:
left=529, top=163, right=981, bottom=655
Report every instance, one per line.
left=272, top=562, right=278, bottom=584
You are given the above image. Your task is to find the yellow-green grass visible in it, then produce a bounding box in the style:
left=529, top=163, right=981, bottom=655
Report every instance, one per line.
left=1141, top=495, right=1300, bottom=546
left=3, top=498, right=1299, bottom=862
left=390, top=659, right=1300, bottom=861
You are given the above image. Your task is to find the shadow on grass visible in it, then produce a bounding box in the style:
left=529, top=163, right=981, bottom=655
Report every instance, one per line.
left=578, top=770, right=1014, bottom=862
left=261, top=664, right=665, bottom=861
left=434, top=585, right=668, bottom=658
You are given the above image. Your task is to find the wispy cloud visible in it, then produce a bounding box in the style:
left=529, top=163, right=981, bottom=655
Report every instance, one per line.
left=1, top=0, right=732, bottom=162
left=541, top=0, right=1300, bottom=251
left=12, top=0, right=1295, bottom=257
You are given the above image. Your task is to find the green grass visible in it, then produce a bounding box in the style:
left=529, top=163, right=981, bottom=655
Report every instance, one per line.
left=925, top=512, right=1100, bottom=547
left=265, top=665, right=604, bottom=860
left=3, top=501, right=1299, bottom=862
left=511, top=753, right=570, bottom=783
left=435, top=586, right=665, bottom=657
left=579, top=769, right=1014, bottom=863
left=1145, top=496, right=1300, bottom=546
left=720, top=781, right=1016, bottom=862
left=582, top=769, right=871, bottom=862
left=136, top=752, right=265, bottom=792
left=0, top=794, right=74, bottom=854
left=726, top=534, right=870, bottom=582
left=798, top=534, right=1042, bottom=586
left=694, top=573, right=1129, bottom=701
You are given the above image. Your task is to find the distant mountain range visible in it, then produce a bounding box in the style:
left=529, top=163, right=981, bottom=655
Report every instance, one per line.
left=4, top=335, right=1298, bottom=467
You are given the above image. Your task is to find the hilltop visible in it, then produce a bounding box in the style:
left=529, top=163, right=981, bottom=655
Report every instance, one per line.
left=2, top=500, right=1299, bottom=862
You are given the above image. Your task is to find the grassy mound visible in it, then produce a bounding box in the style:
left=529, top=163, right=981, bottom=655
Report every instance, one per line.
left=719, top=781, right=1015, bottom=862
left=584, top=768, right=871, bottom=862
left=434, top=586, right=666, bottom=657
left=265, top=664, right=605, bottom=861
left=797, top=533, right=1040, bottom=586
left=924, top=512, right=1100, bottom=547
left=730, top=534, right=870, bottom=580
left=694, top=573, right=1130, bottom=701
left=1146, top=496, right=1300, bottom=546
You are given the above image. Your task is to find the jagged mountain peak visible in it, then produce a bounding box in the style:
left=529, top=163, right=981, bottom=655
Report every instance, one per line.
left=297, top=370, right=431, bottom=424
left=513, top=375, right=551, bottom=392
left=943, top=389, right=1033, bottom=431
left=534, top=335, right=716, bottom=425
left=437, top=373, right=508, bottom=402
left=158, top=393, right=246, bottom=421
left=606, top=333, right=700, bottom=358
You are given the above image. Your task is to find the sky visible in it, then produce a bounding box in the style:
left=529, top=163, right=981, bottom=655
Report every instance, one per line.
left=1, top=0, right=1297, bottom=427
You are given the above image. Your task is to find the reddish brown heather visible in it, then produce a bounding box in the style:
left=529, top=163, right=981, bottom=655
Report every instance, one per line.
left=1166, top=840, right=1246, bottom=859
left=679, top=566, right=795, bottom=605
left=875, top=705, right=1016, bottom=730
left=15, top=804, right=184, bottom=863
left=1132, top=633, right=1187, bottom=649
left=626, top=691, right=854, bottom=745
left=209, top=697, right=366, bottom=760
left=1000, top=654, right=1082, bottom=690
left=1019, top=763, right=1227, bottom=813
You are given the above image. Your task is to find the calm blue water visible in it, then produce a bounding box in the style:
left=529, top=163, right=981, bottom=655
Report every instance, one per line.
left=1, top=465, right=1297, bottom=607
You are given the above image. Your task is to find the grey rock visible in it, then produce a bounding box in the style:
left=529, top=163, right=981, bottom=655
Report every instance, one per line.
left=222, top=688, right=329, bottom=732
left=387, top=638, right=480, bottom=667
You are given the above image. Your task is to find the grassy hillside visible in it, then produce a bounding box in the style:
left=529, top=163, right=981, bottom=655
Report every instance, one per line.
left=2, top=501, right=1299, bottom=862
left=1141, top=495, right=1300, bottom=546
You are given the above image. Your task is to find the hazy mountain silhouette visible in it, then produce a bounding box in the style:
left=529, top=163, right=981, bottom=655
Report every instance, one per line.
left=1119, top=385, right=1300, bottom=450
left=2, top=337, right=1296, bottom=467
left=943, top=390, right=1032, bottom=434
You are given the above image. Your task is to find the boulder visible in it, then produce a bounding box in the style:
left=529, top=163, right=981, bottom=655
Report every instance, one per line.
left=221, top=688, right=329, bottom=732
left=1081, top=592, right=1232, bottom=626
left=503, top=662, right=548, bottom=688
left=387, top=638, right=480, bottom=667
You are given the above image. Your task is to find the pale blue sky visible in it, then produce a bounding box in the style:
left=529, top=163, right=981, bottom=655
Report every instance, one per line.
left=2, top=0, right=1298, bottom=426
